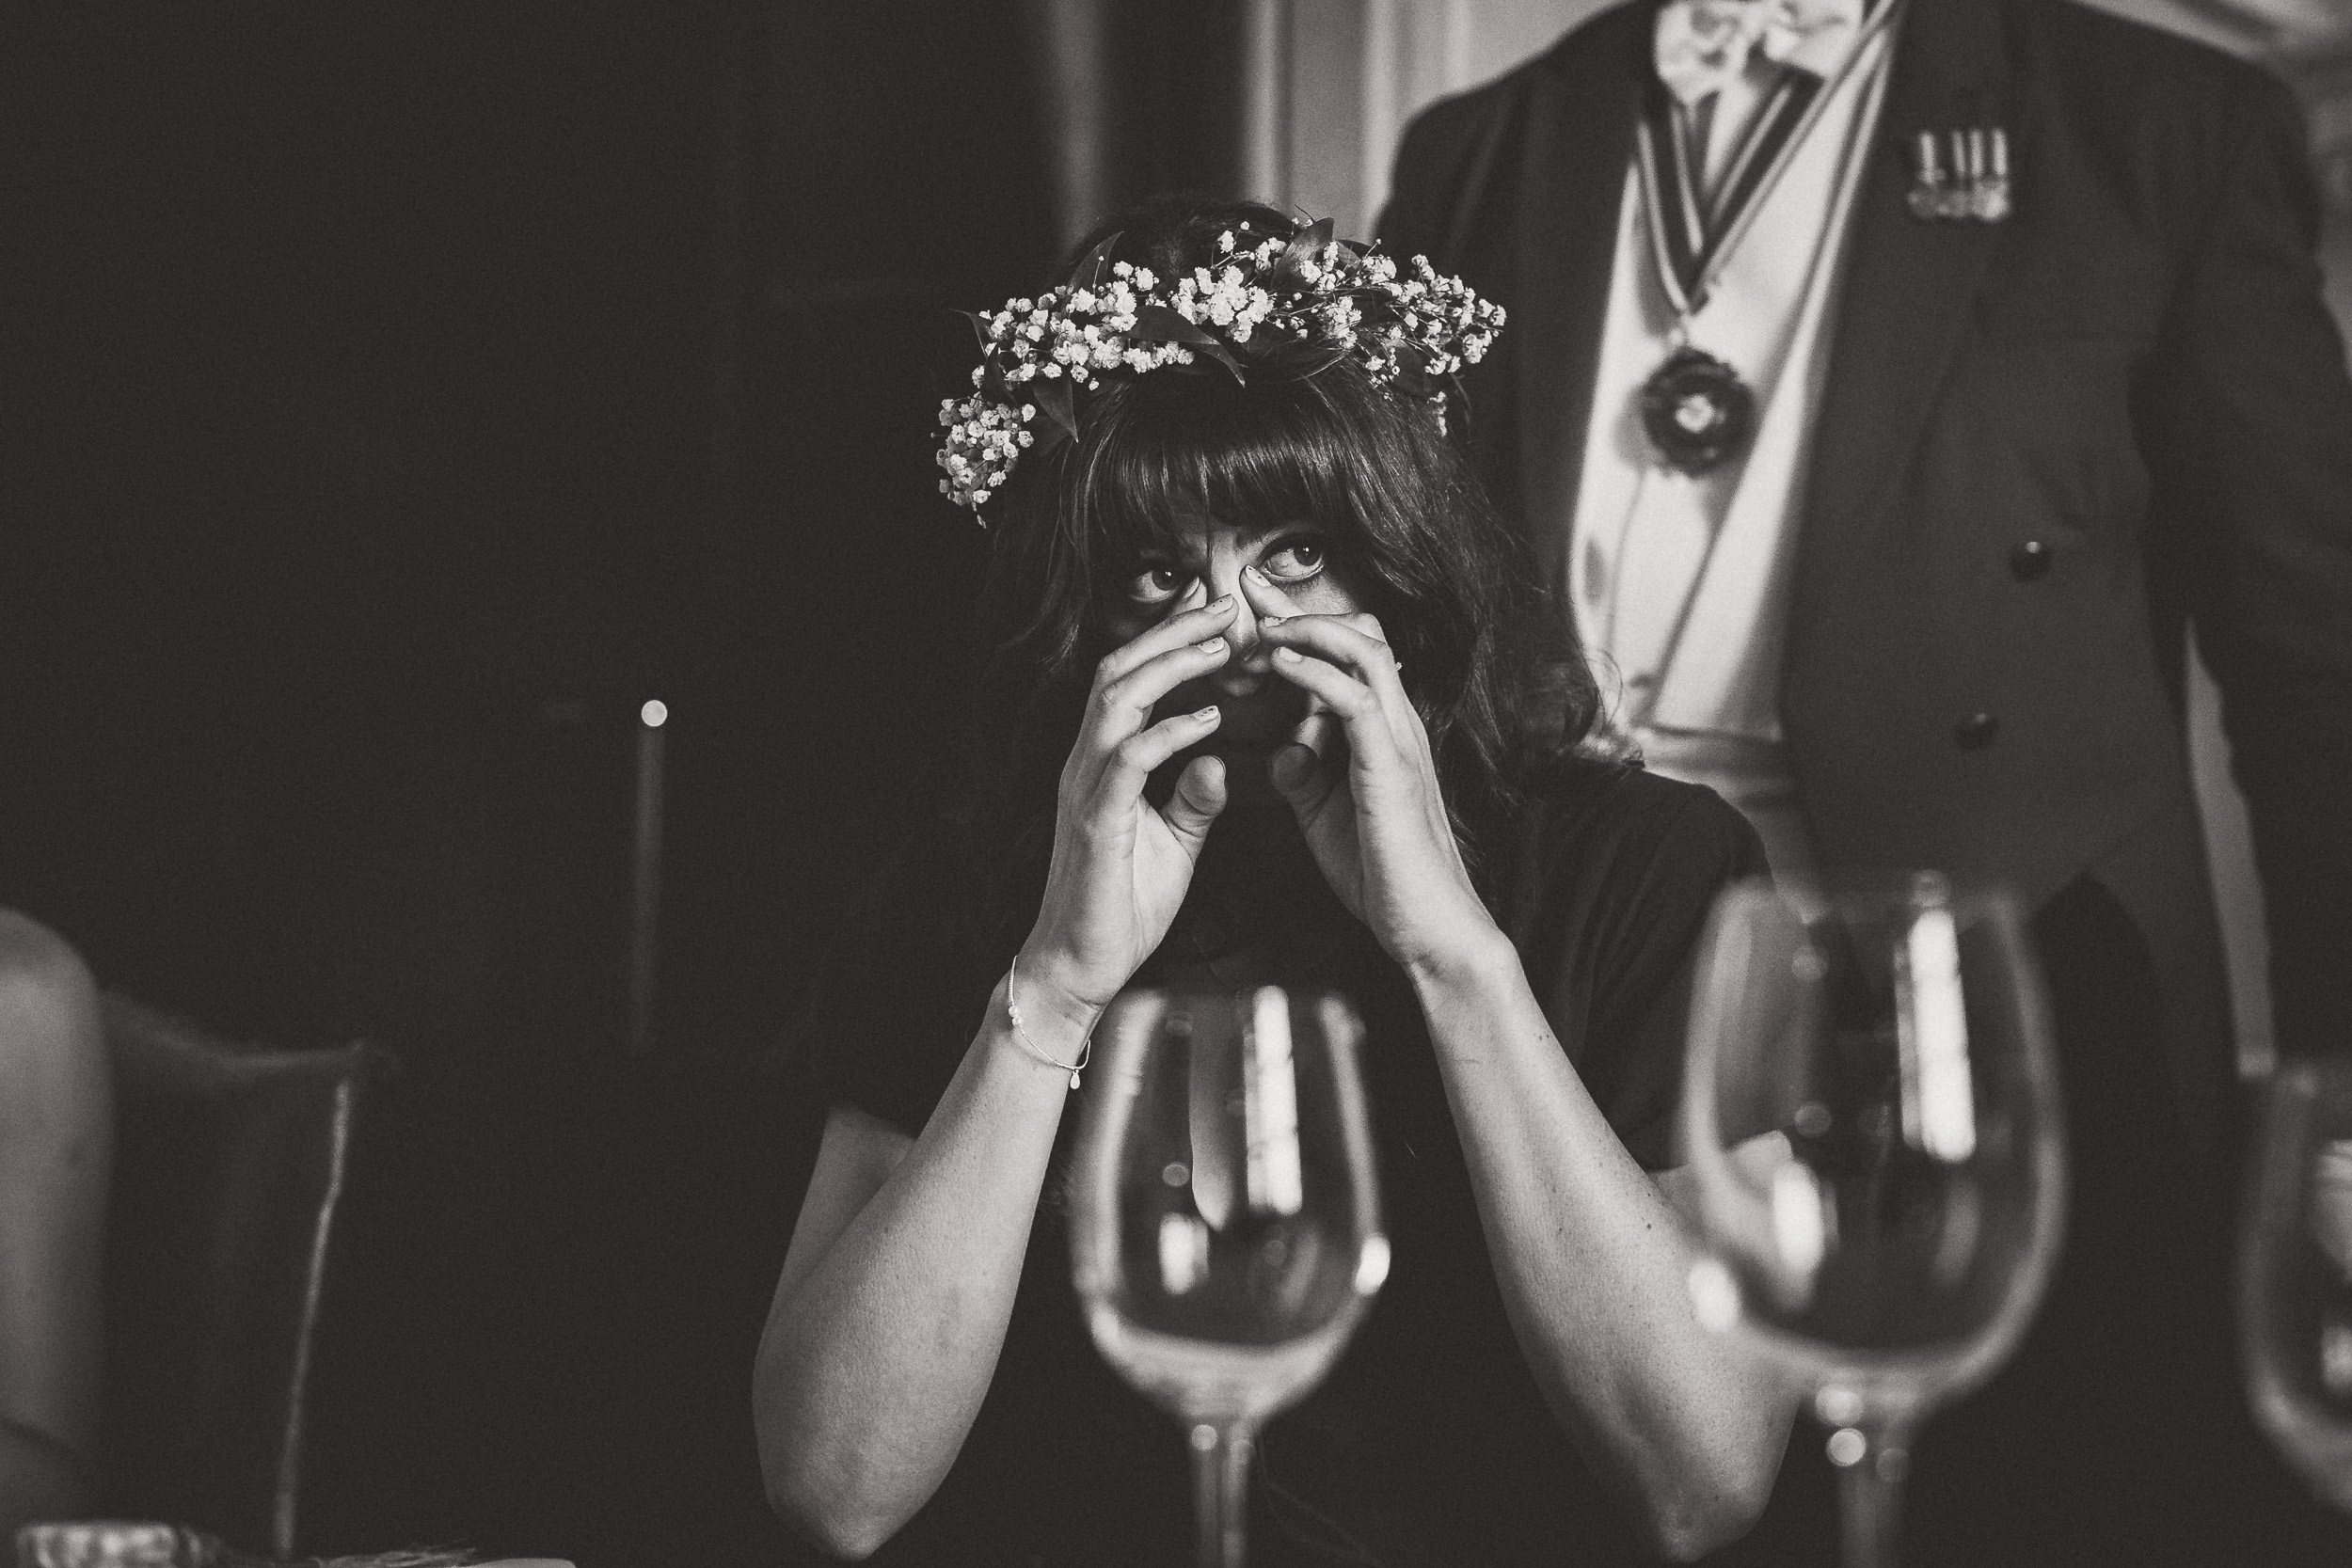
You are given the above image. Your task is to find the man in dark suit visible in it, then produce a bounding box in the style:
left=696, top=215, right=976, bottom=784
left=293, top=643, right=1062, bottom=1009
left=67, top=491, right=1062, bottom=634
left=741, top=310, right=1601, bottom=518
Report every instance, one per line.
left=1383, top=0, right=2352, bottom=1560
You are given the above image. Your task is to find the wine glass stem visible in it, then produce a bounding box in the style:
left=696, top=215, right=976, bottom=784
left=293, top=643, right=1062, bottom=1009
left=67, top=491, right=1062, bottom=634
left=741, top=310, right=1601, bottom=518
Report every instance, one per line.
left=1191, top=1419, right=1255, bottom=1568
left=1836, top=1422, right=1912, bottom=1568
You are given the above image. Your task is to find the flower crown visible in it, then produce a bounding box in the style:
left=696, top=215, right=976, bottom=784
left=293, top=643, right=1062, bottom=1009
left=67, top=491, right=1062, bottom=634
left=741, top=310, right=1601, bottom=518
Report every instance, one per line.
left=935, top=217, right=1505, bottom=518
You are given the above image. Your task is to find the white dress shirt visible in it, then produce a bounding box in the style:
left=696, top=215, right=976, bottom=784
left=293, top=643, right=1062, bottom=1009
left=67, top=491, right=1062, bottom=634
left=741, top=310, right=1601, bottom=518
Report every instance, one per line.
left=1567, top=16, right=1899, bottom=874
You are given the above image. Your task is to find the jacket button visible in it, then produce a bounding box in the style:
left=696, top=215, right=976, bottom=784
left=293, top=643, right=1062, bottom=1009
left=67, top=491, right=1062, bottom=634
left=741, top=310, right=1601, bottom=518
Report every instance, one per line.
left=2009, top=540, right=2053, bottom=581
left=1954, top=711, right=1999, bottom=750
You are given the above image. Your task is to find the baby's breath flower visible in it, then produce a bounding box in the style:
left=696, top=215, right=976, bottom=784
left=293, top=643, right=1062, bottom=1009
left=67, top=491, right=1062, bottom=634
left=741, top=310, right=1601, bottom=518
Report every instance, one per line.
left=935, top=221, right=1502, bottom=515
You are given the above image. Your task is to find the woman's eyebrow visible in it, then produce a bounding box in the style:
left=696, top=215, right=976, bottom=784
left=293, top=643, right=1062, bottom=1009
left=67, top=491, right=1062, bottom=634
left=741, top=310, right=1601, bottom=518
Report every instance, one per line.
left=1136, top=517, right=1311, bottom=562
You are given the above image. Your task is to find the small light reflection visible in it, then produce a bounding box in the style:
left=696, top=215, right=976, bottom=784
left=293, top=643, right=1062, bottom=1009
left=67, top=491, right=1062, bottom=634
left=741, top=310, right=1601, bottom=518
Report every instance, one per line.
left=1771, top=1160, right=1829, bottom=1275
left=1896, top=905, right=1977, bottom=1162
left=2322, top=1317, right=2352, bottom=1399
left=1159, top=1212, right=1210, bottom=1296
left=1244, top=987, right=1303, bottom=1215
left=2309, top=1140, right=2352, bottom=1276
left=1815, top=1386, right=1863, bottom=1426
left=641, top=699, right=669, bottom=728
left=1355, top=1234, right=1391, bottom=1294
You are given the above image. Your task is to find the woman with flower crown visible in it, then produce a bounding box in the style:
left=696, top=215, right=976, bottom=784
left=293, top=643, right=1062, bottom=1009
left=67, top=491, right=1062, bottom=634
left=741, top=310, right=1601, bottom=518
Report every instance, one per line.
left=755, top=198, right=1800, bottom=1566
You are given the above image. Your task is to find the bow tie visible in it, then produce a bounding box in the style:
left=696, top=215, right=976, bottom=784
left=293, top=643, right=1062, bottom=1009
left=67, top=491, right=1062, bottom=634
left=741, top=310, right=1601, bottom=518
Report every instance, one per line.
left=1654, top=0, right=1867, bottom=104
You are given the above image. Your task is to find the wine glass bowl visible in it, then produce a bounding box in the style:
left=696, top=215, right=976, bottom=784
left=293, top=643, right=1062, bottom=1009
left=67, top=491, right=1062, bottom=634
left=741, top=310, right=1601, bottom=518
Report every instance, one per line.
left=1073, top=986, right=1386, bottom=1566
left=2240, top=1056, right=2352, bottom=1513
left=1680, top=873, right=2068, bottom=1565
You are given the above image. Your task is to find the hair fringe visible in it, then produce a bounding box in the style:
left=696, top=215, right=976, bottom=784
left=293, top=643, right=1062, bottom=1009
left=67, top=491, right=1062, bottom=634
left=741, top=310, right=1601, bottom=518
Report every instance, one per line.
left=961, top=198, right=1602, bottom=918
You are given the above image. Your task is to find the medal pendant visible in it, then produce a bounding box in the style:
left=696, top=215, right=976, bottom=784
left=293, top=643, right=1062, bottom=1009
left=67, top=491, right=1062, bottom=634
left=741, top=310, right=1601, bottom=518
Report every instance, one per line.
left=1640, top=345, right=1756, bottom=477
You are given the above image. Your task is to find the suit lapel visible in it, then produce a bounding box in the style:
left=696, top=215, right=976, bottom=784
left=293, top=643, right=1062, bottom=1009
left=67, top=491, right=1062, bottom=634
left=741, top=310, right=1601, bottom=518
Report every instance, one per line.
left=1791, top=0, right=2016, bottom=635
left=1512, top=2, right=1655, bottom=593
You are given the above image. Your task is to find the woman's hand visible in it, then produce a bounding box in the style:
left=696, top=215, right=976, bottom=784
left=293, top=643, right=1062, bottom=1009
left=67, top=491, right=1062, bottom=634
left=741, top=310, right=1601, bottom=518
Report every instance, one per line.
left=1018, top=596, right=1237, bottom=1031
left=1245, top=568, right=1503, bottom=976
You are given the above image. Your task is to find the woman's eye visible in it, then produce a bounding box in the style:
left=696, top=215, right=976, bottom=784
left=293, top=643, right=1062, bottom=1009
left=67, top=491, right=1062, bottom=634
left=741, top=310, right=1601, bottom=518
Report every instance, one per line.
left=1126, top=565, right=1191, bottom=605
left=1259, top=539, right=1326, bottom=582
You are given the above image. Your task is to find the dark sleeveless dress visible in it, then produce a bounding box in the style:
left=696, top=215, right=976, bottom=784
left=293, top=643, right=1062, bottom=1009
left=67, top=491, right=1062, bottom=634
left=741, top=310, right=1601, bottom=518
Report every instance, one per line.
left=795, top=759, right=1769, bottom=1566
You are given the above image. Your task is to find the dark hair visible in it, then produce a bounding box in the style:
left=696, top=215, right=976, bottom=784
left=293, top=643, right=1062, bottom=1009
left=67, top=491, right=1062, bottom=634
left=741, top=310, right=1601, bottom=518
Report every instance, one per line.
left=961, top=196, right=1599, bottom=917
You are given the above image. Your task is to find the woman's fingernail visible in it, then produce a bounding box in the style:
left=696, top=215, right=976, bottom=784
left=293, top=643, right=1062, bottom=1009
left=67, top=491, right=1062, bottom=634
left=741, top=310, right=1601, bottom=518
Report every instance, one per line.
left=1197, top=637, right=1227, bottom=654
left=1274, top=647, right=1302, bottom=664
left=1195, top=705, right=1219, bottom=721
left=1261, top=615, right=1286, bottom=628
left=1242, top=565, right=1267, bottom=584
left=1208, top=594, right=1234, bottom=610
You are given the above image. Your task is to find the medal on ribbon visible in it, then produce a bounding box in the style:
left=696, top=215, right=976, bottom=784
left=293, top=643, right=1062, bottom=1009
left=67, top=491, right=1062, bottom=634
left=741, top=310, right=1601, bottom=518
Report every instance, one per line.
left=1640, top=344, right=1756, bottom=475
left=1637, top=0, right=1897, bottom=476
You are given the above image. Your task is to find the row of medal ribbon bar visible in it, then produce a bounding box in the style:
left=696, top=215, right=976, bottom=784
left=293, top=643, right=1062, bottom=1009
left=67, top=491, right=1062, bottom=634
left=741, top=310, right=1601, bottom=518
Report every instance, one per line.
left=1910, top=127, right=2011, bottom=223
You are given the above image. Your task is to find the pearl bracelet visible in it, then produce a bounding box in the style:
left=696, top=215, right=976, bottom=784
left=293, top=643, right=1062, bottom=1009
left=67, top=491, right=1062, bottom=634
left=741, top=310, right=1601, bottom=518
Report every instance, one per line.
left=1005, top=952, right=1091, bottom=1090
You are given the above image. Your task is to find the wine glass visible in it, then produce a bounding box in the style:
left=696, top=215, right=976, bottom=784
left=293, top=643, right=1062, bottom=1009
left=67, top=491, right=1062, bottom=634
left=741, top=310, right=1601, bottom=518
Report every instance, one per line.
left=1071, top=986, right=1388, bottom=1568
left=1678, top=873, right=2068, bottom=1567
left=2239, top=1055, right=2352, bottom=1512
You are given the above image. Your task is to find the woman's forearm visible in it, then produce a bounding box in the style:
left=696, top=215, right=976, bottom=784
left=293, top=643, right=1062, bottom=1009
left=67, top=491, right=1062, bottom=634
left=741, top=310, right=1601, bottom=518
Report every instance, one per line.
left=1408, top=932, right=1795, bottom=1561
left=754, top=974, right=1083, bottom=1559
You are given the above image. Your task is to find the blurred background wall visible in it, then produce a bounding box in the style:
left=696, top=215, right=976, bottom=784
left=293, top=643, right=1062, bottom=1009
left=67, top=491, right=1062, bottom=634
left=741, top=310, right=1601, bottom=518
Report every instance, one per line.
left=1, top=1, right=2345, bottom=1563
left=4, top=5, right=1065, bottom=1561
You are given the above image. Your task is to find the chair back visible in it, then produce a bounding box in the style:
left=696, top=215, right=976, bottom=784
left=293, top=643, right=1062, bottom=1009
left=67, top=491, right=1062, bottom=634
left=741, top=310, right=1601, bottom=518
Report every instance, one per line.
left=97, top=994, right=383, bottom=1558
